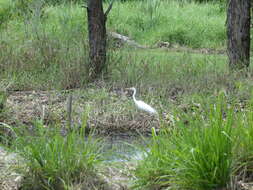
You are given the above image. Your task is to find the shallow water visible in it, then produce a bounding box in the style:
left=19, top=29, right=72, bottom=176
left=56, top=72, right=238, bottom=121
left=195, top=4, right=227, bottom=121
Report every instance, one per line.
left=101, top=134, right=150, bottom=162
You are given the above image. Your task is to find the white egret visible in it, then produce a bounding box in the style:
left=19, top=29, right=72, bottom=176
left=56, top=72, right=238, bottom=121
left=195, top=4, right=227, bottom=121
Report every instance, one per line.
left=126, top=87, right=157, bottom=115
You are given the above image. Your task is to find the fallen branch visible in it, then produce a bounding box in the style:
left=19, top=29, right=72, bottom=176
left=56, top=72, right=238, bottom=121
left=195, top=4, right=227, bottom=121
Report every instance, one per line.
left=108, top=31, right=147, bottom=49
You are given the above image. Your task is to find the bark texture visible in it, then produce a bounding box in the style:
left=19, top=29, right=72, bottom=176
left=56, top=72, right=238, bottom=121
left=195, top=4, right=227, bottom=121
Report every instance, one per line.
left=87, top=0, right=107, bottom=79
left=227, top=0, right=251, bottom=70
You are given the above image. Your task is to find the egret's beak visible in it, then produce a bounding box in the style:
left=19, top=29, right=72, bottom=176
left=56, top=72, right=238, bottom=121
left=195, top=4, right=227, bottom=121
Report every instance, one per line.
left=126, top=88, right=134, bottom=91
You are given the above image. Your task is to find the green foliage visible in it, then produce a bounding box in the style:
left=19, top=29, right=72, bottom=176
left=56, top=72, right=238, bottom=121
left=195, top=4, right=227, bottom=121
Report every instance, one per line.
left=0, top=91, right=6, bottom=113
left=108, top=0, right=226, bottom=48
left=134, top=96, right=233, bottom=189
left=13, top=0, right=34, bottom=14
left=14, top=0, right=84, bottom=7
left=43, top=0, right=86, bottom=5
left=0, top=3, right=88, bottom=90
left=194, top=0, right=226, bottom=3
left=134, top=95, right=253, bottom=190
left=0, top=1, right=228, bottom=90
left=0, top=1, right=253, bottom=189
left=0, top=91, right=8, bottom=133
left=0, top=0, right=14, bottom=25
left=119, top=0, right=226, bottom=3
left=233, top=99, right=253, bottom=180
left=140, top=0, right=160, bottom=24
left=12, top=120, right=103, bottom=190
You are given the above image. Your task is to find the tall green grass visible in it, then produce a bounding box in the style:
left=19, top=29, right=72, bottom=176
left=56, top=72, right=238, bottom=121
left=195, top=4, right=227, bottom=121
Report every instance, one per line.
left=11, top=120, right=104, bottom=190
left=134, top=95, right=253, bottom=190
left=0, top=0, right=236, bottom=92
left=0, top=0, right=14, bottom=25
left=0, top=3, right=88, bottom=90
left=108, top=0, right=226, bottom=48
left=232, top=99, right=253, bottom=184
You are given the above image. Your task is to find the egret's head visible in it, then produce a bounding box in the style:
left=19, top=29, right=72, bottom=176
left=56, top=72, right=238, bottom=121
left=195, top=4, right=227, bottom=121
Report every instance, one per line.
left=126, top=87, right=136, bottom=96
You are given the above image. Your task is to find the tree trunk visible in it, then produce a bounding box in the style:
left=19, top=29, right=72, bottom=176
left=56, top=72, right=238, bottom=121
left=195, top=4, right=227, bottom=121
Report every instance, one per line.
left=227, top=0, right=251, bottom=70
left=87, top=0, right=107, bottom=79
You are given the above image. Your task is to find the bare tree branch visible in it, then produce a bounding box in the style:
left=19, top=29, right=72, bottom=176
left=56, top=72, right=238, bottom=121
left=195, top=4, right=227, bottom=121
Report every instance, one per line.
left=104, top=0, right=115, bottom=17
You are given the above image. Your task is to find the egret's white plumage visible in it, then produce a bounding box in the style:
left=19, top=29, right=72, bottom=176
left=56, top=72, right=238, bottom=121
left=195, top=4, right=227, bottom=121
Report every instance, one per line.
left=127, top=87, right=157, bottom=115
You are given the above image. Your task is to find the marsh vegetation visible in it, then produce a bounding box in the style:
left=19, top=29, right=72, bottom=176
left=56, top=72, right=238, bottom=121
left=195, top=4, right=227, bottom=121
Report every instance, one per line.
left=0, top=0, right=253, bottom=189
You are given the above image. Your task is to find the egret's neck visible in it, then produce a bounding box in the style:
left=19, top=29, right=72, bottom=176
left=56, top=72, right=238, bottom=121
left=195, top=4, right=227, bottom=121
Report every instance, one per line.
left=132, top=89, right=137, bottom=102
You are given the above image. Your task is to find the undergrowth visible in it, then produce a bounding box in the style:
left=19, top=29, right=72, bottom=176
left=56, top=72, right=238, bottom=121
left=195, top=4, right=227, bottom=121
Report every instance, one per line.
left=134, top=94, right=253, bottom=190
left=108, top=0, right=226, bottom=48
left=0, top=0, right=228, bottom=90
left=11, top=119, right=104, bottom=190
left=0, top=0, right=253, bottom=189
left=1, top=0, right=252, bottom=94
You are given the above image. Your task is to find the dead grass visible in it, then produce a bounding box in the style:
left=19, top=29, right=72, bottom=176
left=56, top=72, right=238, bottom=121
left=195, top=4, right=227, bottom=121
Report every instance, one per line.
left=5, top=89, right=161, bottom=135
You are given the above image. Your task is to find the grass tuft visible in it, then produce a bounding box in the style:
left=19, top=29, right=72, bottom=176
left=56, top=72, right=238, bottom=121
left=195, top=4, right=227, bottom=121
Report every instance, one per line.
left=134, top=94, right=253, bottom=190
left=12, top=120, right=104, bottom=190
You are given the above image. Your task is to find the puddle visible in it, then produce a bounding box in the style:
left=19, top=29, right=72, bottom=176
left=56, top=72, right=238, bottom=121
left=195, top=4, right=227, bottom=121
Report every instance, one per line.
left=101, top=134, right=150, bottom=162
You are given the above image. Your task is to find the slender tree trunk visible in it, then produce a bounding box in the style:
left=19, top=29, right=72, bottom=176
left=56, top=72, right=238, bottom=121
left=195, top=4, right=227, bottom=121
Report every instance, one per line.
left=227, top=0, right=251, bottom=70
left=87, top=0, right=107, bottom=79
